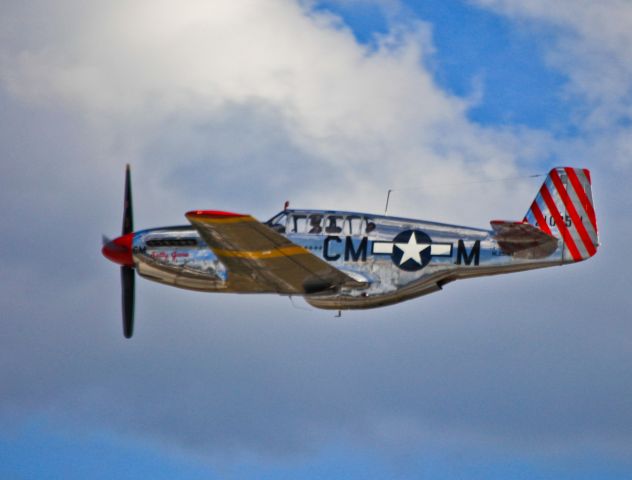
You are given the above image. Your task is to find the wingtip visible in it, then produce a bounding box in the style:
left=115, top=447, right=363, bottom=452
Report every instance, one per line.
left=186, top=210, right=247, bottom=219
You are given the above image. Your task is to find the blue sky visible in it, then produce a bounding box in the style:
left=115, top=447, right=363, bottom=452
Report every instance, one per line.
left=1, top=0, right=631, bottom=479
left=3, top=421, right=632, bottom=480
left=315, top=0, right=572, bottom=131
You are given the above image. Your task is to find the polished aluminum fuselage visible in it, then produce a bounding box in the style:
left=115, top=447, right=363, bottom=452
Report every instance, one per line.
left=129, top=209, right=568, bottom=309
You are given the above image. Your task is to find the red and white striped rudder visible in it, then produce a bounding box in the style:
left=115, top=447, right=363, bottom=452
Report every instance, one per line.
left=523, top=167, right=599, bottom=262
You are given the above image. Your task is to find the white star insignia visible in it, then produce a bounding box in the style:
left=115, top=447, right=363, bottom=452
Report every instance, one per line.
left=395, top=234, right=431, bottom=266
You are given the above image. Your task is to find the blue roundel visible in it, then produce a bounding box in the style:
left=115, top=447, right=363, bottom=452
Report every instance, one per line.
left=391, top=230, right=433, bottom=272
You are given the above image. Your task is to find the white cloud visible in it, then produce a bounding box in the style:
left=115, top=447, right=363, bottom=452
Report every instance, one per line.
left=0, top=0, right=539, bottom=226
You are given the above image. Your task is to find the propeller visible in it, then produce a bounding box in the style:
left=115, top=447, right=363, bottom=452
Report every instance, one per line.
left=121, top=164, right=135, bottom=338
left=121, top=264, right=135, bottom=338
left=122, top=164, right=133, bottom=236
left=102, top=164, right=136, bottom=338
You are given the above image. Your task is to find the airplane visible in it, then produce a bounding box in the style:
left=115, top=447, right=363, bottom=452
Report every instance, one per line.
left=102, top=166, right=598, bottom=338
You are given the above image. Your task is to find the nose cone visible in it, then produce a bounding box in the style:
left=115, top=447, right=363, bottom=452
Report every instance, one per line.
left=102, top=233, right=135, bottom=266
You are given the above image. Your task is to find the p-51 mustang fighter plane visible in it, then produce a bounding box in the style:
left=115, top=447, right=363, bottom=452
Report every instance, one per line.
left=103, top=166, right=598, bottom=338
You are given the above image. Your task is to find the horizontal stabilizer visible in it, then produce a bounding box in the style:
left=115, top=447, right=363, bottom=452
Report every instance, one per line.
left=490, top=220, right=558, bottom=259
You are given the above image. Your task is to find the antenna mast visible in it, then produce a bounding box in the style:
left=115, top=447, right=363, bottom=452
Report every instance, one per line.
left=384, top=189, right=392, bottom=216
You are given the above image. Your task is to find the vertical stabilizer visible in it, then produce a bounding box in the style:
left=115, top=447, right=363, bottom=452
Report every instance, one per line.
left=524, top=167, right=598, bottom=262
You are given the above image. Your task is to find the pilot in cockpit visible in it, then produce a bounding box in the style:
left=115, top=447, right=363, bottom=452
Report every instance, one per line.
left=308, top=215, right=323, bottom=234
left=325, top=216, right=342, bottom=234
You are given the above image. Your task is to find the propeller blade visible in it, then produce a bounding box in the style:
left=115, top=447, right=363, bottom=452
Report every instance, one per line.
left=122, top=164, right=133, bottom=235
left=121, top=266, right=135, bottom=338
left=102, top=234, right=112, bottom=246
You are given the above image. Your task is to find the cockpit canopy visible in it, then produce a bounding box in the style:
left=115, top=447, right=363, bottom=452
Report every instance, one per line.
left=266, top=210, right=376, bottom=236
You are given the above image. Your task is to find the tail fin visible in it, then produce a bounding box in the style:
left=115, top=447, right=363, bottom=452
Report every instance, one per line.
left=524, top=167, right=599, bottom=262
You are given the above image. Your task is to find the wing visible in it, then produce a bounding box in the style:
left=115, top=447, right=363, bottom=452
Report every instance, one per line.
left=186, top=210, right=364, bottom=294
left=490, top=220, right=558, bottom=259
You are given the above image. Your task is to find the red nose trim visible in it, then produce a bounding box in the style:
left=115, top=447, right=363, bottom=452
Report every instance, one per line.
left=102, top=233, right=134, bottom=266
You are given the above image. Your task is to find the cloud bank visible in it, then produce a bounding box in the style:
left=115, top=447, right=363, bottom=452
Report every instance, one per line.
left=0, top=0, right=631, bottom=468
left=1, top=0, right=542, bottom=224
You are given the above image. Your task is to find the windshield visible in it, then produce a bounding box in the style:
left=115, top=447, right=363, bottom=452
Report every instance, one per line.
left=265, top=212, right=288, bottom=233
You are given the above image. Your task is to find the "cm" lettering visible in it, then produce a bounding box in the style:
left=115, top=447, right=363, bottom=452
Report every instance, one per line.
left=324, top=236, right=368, bottom=262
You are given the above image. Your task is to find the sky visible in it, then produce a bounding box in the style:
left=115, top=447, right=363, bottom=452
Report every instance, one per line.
left=1, top=0, right=631, bottom=478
